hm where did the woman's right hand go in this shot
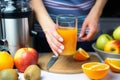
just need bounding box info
[43,25,64,56]
[30,0,64,56]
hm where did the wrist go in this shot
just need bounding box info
[89,0,108,19]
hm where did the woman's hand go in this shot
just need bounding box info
[30,0,64,56]
[44,25,64,56]
[79,0,108,41]
[79,14,99,41]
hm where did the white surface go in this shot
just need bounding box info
[18,52,120,80]
[18,70,120,80]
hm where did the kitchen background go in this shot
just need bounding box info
[100,0,120,34]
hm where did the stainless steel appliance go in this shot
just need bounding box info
[0,0,35,56]
[0,0,3,40]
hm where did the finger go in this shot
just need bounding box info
[79,22,88,38]
[50,31,64,50]
[81,27,98,41]
[52,30,64,42]
[51,47,59,56]
[45,32,64,54]
[49,42,63,56]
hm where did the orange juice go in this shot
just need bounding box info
[57,27,77,55]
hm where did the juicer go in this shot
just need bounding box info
[0,0,37,56]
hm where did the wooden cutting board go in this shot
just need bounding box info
[38,53,101,74]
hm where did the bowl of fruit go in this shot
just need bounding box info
[92,42,120,60]
[92,26,120,60]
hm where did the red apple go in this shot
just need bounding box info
[104,40,120,54]
[14,47,38,73]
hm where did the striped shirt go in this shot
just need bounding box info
[42,0,96,29]
[43,0,96,16]
[34,0,96,35]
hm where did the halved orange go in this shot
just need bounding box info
[82,62,109,79]
[104,58,120,73]
[73,48,90,60]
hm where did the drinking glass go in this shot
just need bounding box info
[56,14,78,55]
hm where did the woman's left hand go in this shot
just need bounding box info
[79,14,99,41]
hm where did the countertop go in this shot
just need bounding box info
[18,52,120,80]
[18,70,120,80]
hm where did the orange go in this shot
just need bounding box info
[0,51,14,71]
[73,48,90,60]
[82,62,109,80]
[104,58,120,73]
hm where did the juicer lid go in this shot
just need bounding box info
[1,0,32,13]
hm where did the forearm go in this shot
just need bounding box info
[30,0,55,31]
[88,0,108,19]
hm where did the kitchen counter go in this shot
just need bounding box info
[18,70,120,80]
[18,52,120,80]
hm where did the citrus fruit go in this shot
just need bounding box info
[104,58,120,73]
[73,48,90,60]
[82,62,109,79]
[0,69,18,80]
[0,51,14,71]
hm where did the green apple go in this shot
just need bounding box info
[113,26,120,41]
[96,34,113,50]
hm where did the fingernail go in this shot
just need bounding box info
[59,37,63,42]
[79,34,82,38]
[58,49,62,53]
[60,45,64,50]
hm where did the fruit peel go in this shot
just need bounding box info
[104,40,120,54]
[104,58,120,73]
[14,47,38,73]
[73,48,90,61]
[0,69,18,80]
[113,26,120,41]
[82,62,109,79]
[96,34,113,50]
[24,64,41,80]
[0,51,14,71]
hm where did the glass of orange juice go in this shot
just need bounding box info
[56,14,78,55]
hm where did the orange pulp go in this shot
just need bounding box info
[57,27,77,55]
